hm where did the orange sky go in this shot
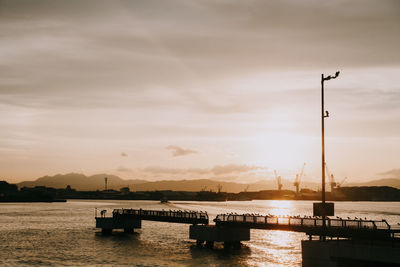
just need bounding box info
[1,0,400,183]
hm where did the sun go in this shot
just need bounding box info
[250,132,314,172]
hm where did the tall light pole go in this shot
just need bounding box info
[320,71,340,232]
[321,71,339,204]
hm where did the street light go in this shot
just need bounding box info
[313,71,340,239]
[321,71,339,206]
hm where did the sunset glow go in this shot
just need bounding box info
[0,1,399,185]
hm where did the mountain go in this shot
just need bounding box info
[347,178,400,189]
[17,173,147,191]
[16,173,400,192]
[17,173,257,192]
[16,173,319,192]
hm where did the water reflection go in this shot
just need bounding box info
[267,200,294,216]
[189,244,252,266]
[2,200,399,266]
[249,230,301,266]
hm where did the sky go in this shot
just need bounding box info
[1,0,400,184]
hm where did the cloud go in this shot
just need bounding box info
[165,145,198,157]
[1,0,400,182]
[141,166,208,175]
[379,168,400,178]
[116,166,133,173]
[121,152,128,157]
[141,164,264,176]
[211,164,264,175]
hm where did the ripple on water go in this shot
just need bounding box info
[0,200,399,266]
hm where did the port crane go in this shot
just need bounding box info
[325,163,337,191]
[217,184,222,194]
[274,170,283,191]
[325,163,347,190]
[293,163,306,195]
[336,177,347,188]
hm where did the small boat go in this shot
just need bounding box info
[160,197,169,204]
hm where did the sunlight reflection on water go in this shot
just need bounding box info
[266,200,294,216]
[0,200,399,266]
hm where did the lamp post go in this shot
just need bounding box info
[320,71,340,231]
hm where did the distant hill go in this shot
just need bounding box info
[17,173,147,191]
[16,173,318,192]
[17,173,258,192]
[16,173,400,192]
[347,178,400,189]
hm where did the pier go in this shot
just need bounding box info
[112,208,208,224]
[95,208,400,266]
[214,213,399,240]
[96,208,208,234]
[96,208,400,241]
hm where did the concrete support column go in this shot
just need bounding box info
[124,228,134,234]
[302,240,400,267]
[205,241,214,248]
[189,225,250,249]
[196,240,204,247]
[101,229,112,235]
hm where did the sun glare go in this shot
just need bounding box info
[251,133,314,172]
[267,200,294,216]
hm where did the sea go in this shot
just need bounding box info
[1,200,399,266]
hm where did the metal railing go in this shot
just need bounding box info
[214,213,392,231]
[113,208,209,221]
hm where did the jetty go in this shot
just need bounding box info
[214,213,398,240]
[96,208,399,240]
[95,207,400,265]
[96,208,208,234]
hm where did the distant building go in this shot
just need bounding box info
[0,181,18,193]
[120,187,130,194]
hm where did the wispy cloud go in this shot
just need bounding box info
[116,166,133,173]
[165,145,198,157]
[379,168,400,178]
[141,166,208,175]
[211,164,264,175]
[141,164,264,176]
[1,0,400,182]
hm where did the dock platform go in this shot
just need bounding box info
[95,208,208,234]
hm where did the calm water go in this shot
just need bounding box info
[0,200,399,266]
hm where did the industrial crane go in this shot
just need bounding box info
[325,163,337,191]
[274,170,283,191]
[293,163,306,195]
[336,177,347,188]
[217,184,222,194]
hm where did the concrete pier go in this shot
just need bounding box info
[302,240,400,267]
[94,207,400,263]
[96,217,141,234]
[189,225,250,248]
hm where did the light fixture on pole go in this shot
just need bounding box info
[321,71,339,205]
[313,71,340,238]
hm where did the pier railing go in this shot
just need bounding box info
[214,213,398,239]
[215,214,390,230]
[112,208,209,225]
